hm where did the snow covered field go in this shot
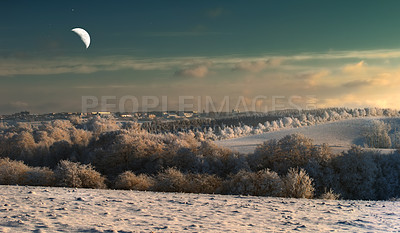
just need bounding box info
[0,185,399,232]
[216,117,396,154]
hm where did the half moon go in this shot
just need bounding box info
[71,28,91,49]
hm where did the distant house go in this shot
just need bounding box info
[91,112,112,117]
[183,112,193,118]
[121,114,132,118]
[13,111,30,117]
[91,112,111,115]
[232,109,240,115]
[167,113,182,119]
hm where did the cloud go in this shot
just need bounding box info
[2,48,400,78]
[233,59,281,72]
[342,60,366,73]
[10,101,29,108]
[371,73,392,86]
[175,65,209,78]
[297,70,330,87]
[290,49,400,61]
[341,80,372,88]
[319,93,400,109]
[0,56,182,76]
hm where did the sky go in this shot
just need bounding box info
[1,0,400,114]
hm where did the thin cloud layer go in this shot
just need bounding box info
[233,59,281,72]
[3,48,400,112]
[175,65,209,78]
[341,80,372,88]
[297,70,330,88]
[342,60,366,73]
[2,49,400,77]
[0,56,181,76]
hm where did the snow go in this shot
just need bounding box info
[0,185,399,232]
[216,117,397,154]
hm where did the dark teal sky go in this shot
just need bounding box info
[2,1,400,113]
[4,1,400,56]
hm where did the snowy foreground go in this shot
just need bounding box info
[0,185,399,232]
[217,117,396,154]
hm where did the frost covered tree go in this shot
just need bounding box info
[364,120,392,148]
[252,134,326,175]
[282,168,314,199]
[331,146,378,200]
[114,171,155,191]
[390,129,400,149]
[224,169,283,197]
[55,160,106,189]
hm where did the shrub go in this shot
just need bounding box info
[0,158,55,186]
[373,152,400,200]
[319,188,340,200]
[55,160,106,189]
[252,134,330,175]
[199,141,249,177]
[0,158,30,185]
[91,131,164,176]
[224,169,283,197]
[24,167,56,186]
[304,148,337,197]
[282,168,314,199]
[184,173,223,194]
[153,168,223,194]
[153,167,188,193]
[114,171,155,191]
[331,146,378,200]
[79,164,107,189]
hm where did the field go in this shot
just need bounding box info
[217,117,396,154]
[1,185,399,232]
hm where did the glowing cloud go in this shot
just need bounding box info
[342,60,366,73]
[175,65,209,78]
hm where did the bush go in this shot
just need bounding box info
[24,167,56,186]
[0,158,55,186]
[0,158,30,185]
[152,168,223,194]
[282,168,314,199]
[55,160,106,189]
[373,152,400,200]
[320,188,340,200]
[91,131,165,176]
[304,149,337,197]
[331,146,378,200]
[198,141,249,177]
[153,168,188,193]
[252,134,331,175]
[184,173,223,194]
[114,171,155,191]
[224,169,283,197]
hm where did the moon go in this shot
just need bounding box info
[71,28,90,49]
